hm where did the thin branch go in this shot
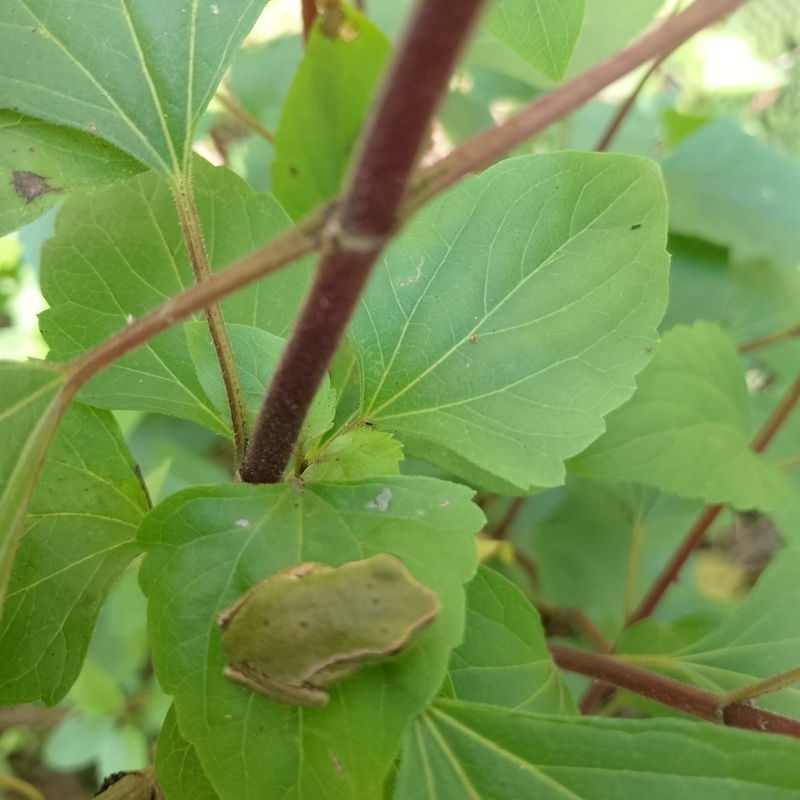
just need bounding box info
[738,322,800,354]
[240,0,488,484]
[626,504,723,626]
[404,0,750,215]
[173,175,249,467]
[214,88,275,145]
[595,56,665,152]
[750,375,800,454]
[492,497,526,540]
[718,665,800,707]
[0,776,44,800]
[549,644,800,739]
[596,0,682,152]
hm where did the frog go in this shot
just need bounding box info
[216,553,440,707]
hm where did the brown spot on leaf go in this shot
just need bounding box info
[469,333,478,344]
[11,171,65,204]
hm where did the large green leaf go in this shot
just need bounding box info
[272,6,390,220]
[38,159,311,430]
[0,403,148,706]
[469,0,663,88]
[0,111,145,237]
[351,153,669,493]
[485,0,584,82]
[569,322,790,511]
[395,700,800,798]
[0,0,268,175]
[531,478,705,637]
[619,546,800,719]
[0,360,67,606]
[662,118,800,265]
[138,477,482,800]
[660,235,733,333]
[449,566,576,714]
[157,706,220,800]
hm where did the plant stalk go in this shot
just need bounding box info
[173,175,249,467]
[240,0,489,484]
[718,665,800,707]
[550,644,800,739]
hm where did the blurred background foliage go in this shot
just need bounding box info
[2,0,800,796]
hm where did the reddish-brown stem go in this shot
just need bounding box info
[738,323,800,354]
[596,0,681,152]
[302,0,318,42]
[627,503,724,626]
[750,376,800,453]
[406,0,750,214]
[595,56,665,152]
[550,644,800,739]
[492,497,526,540]
[240,0,488,484]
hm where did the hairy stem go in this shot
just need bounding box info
[173,175,249,467]
[719,666,800,707]
[405,0,750,214]
[240,0,488,484]
[552,645,800,739]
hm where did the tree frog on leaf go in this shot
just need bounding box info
[217,553,440,707]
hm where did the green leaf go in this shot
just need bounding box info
[570,322,790,510]
[531,478,704,636]
[662,118,800,265]
[272,6,390,220]
[468,0,662,88]
[185,322,336,448]
[39,159,311,430]
[352,153,669,493]
[619,546,800,718]
[157,706,220,800]
[449,566,577,714]
[138,477,482,800]
[0,360,67,606]
[303,427,404,482]
[230,35,304,133]
[729,258,800,345]
[0,0,268,175]
[660,235,733,333]
[0,111,145,237]
[485,0,584,82]
[0,403,148,706]
[67,659,125,717]
[395,700,800,799]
